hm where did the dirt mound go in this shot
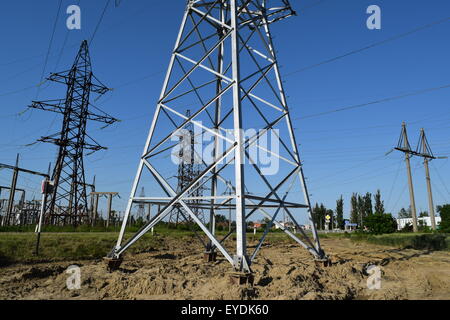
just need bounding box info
[0,237,449,300]
[22,266,66,280]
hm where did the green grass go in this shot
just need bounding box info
[0,232,161,266]
[0,227,299,266]
[0,224,208,266]
[10,227,445,267]
[345,232,449,251]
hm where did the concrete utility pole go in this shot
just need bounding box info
[416,128,447,230]
[395,122,419,232]
[424,157,436,229]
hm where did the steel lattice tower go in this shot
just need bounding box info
[168,110,206,226]
[30,40,118,226]
[136,187,146,220]
[108,0,327,273]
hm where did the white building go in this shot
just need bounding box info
[396,216,441,230]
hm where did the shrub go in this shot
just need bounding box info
[411,234,447,250]
[400,223,413,233]
[437,204,450,233]
[365,213,397,235]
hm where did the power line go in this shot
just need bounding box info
[54,0,83,72]
[431,161,450,199]
[293,83,450,120]
[90,0,112,46]
[35,0,63,100]
[431,180,449,203]
[284,16,450,77]
[0,81,47,98]
[112,70,165,90]
[389,163,421,215]
[385,158,403,210]
[307,153,388,184]
[310,157,401,191]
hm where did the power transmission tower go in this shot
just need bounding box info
[394,122,419,232]
[416,128,447,230]
[137,187,146,220]
[29,40,118,226]
[107,0,327,275]
[168,110,206,226]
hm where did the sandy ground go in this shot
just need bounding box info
[0,237,449,300]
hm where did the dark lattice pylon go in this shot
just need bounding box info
[30,40,118,226]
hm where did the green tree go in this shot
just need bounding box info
[326,209,334,229]
[365,213,398,234]
[319,203,326,230]
[350,193,358,224]
[437,204,450,232]
[398,207,411,218]
[374,189,385,214]
[312,203,329,230]
[336,196,344,229]
[364,192,373,217]
[312,203,320,229]
[357,194,365,229]
[215,214,228,223]
[419,211,429,217]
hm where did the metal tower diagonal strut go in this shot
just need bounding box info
[108,0,326,273]
[168,110,206,227]
[29,40,119,226]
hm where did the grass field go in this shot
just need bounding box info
[318,231,449,251]
[0,228,448,267]
[347,232,450,251]
[0,228,294,266]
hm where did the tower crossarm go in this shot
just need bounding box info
[87,104,119,125]
[38,135,107,152]
[29,99,66,114]
[394,147,421,157]
[190,0,295,28]
[415,129,436,159]
[29,100,118,126]
[47,70,111,95]
[252,0,296,24]
[91,74,111,95]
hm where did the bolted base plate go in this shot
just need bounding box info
[104,257,123,272]
[228,272,254,286]
[203,251,217,262]
[314,257,332,267]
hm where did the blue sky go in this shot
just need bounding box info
[1,0,450,223]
